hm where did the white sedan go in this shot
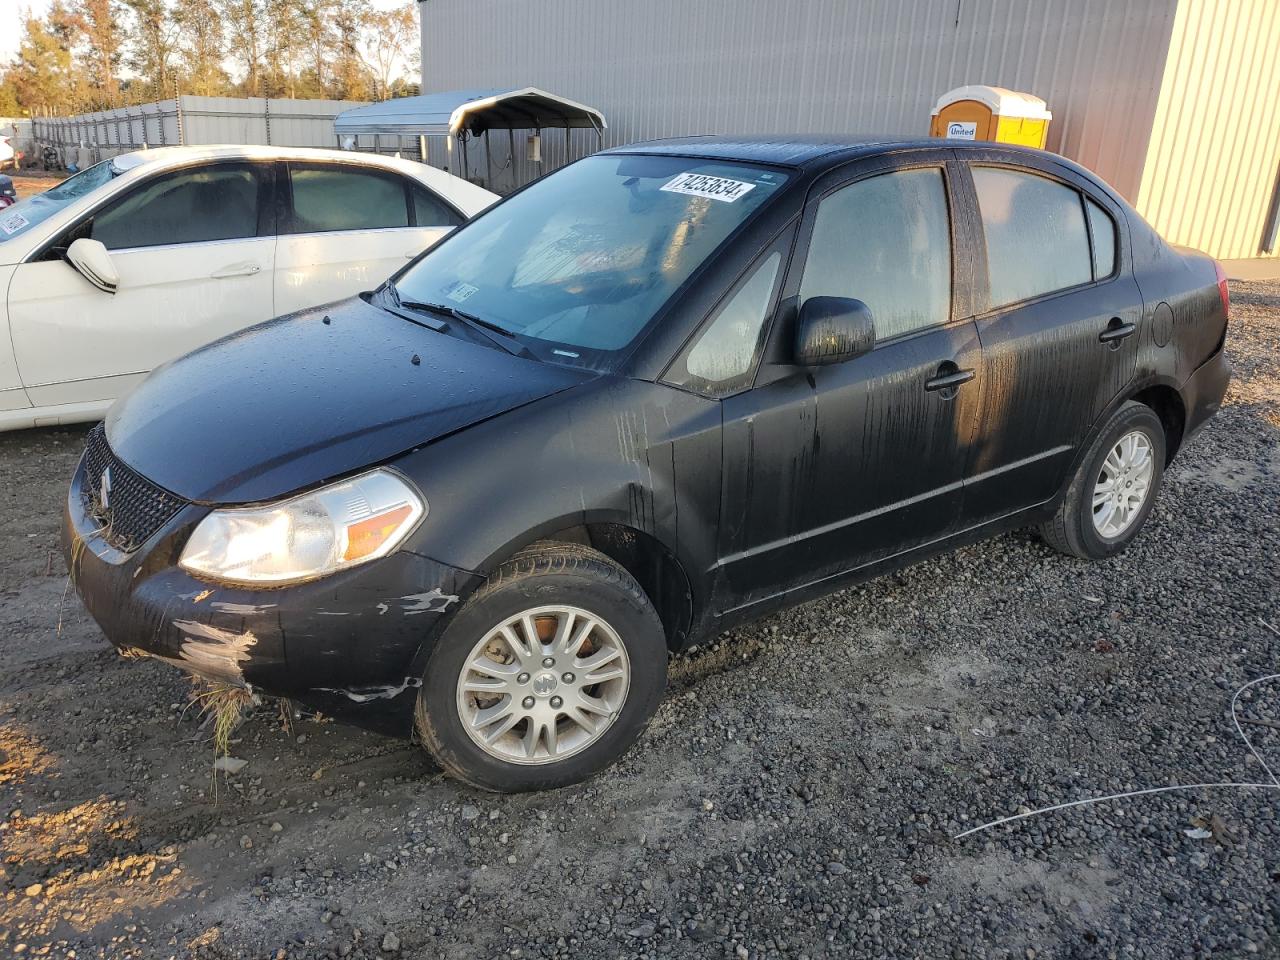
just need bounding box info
[0,145,497,430]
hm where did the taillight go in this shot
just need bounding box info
[1214,260,1229,318]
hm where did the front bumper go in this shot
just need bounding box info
[63,455,481,728]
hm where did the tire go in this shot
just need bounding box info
[1039,401,1166,560]
[414,542,667,792]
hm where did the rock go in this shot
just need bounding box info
[627,922,656,938]
[461,805,480,821]
[213,756,248,774]
[24,883,42,897]
[382,932,400,952]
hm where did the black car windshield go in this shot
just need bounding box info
[0,159,119,243]
[392,154,788,368]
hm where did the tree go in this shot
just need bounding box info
[81,0,124,106]
[6,5,83,114]
[218,0,266,97]
[173,0,229,96]
[361,3,418,101]
[123,0,181,100]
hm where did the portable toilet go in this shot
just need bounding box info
[930,85,1052,148]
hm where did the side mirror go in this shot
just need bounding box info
[66,237,119,294]
[794,296,875,366]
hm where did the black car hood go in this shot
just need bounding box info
[107,297,595,503]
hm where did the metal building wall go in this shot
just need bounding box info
[1136,0,1280,260]
[419,0,1178,201]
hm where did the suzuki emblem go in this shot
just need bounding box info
[99,466,112,510]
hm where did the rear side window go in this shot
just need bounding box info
[289,165,409,233]
[92,165,262,250]
[799,168,952,341]
[412,184,462,227]
[1086,197,1116,278]
[972,167,1091,308]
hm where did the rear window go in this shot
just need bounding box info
[972,167,1092,309]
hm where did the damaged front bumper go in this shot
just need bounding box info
[62,455,481,730]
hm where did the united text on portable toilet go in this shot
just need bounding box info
[930,85,1051,148]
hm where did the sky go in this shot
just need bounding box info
[1,0,414,69]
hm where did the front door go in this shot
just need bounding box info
[9,161,275,408]
[714,159,983,614]
[957,162,1142,521]
[274,162,459,316]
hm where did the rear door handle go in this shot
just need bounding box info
[924,367,975,393]
[210,262,262,279]
[1099,318,1136,343]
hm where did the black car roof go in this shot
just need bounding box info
[602,135,952,169]
[600,135,1122,203]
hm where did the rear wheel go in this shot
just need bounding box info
[415,543,667,792]
[1039,401,1165,560]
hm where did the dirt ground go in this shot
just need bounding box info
[7,172,64,202]
[0,283,1277,959]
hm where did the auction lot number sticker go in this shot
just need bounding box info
[661,172,756,203]
[0,211,29,235]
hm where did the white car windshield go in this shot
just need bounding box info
[392,154,788,368]
[0,160,119,243]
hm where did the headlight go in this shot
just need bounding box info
[179,469,425,584]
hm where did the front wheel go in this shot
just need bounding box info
[1039,401,1166,560]
[414,543,667,792]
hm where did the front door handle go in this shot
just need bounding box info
[924,365,976,395]
[1099,317,1136,344]
[210,262,262,279]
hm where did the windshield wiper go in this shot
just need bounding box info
[398,297,535,360]
[374,284,448,331]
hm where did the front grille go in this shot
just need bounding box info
[80,424,187,552]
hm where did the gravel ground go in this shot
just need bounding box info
[1,281,1277,960]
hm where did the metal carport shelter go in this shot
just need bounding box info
[333,87,607,192]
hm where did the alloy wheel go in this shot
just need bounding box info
[456,605,631,764]
[1092,429,1155,539]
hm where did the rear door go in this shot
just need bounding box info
[9,160,275,408]
[274,162,462,315]
[712,154,985,613]
[955,158,1141,522]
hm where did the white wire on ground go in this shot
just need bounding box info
[953,671,1280,841]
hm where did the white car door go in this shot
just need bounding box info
[8,161,275,409]
[274,162,461,316]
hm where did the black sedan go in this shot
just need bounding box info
[64,136,1230,792]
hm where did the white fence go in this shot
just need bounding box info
[31,96,370,168]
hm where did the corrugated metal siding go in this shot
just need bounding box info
[420,0,1177,200]
[31,96,367,167]
[1137,0,1280,259]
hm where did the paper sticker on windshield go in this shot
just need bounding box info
[445,281,478,304]
[661,173,756,203]
[0,211,29,235]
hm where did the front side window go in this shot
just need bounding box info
[393,154,788,370]
[92,165,261,250]
[798,168,952,341]
[972,167,1092,309]
[289,165,409,233]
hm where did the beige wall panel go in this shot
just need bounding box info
[1137,0,1280,258]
